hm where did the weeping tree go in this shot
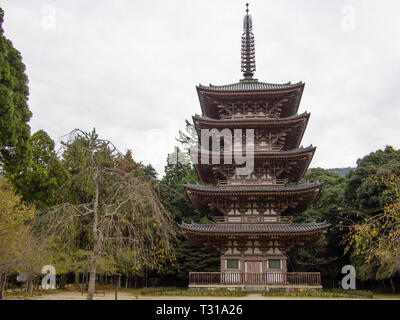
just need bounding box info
[343,175,400,293]
[37,129,178,300]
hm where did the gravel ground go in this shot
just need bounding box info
[27,291,361,300]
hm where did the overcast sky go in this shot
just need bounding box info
[1,0,400,176]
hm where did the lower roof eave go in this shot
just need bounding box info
[181,230,328,238]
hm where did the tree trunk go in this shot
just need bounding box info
[29,277,34,296]
[390,277,396,294]
[87,253,98,300]
[74,272,79,285]
[87,175,100,301]
[25,277,30,297]
[60,274,67,289]
[125,275,129,289]
[0,273,7,299]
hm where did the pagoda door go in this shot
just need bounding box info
[244,261,262,284]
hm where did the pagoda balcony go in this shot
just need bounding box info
[219,113,280,120]
[213,215,293,224]
[189,272,321,287]
[221,145,282,152]
[217,178,288,186]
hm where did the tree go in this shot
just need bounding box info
[37,129,177,300]
[0,178,37,298]
[159,144,220,283]
[289,168,346,286]
[161,152,199,222]
[343,175,400,292]
[345,146,400,213]
[0,8,32,175]
[12,130,69,208]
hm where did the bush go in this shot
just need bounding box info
[327,289,374,298]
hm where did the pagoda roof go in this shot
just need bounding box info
[193,145,316,184]
[196,80,305,119]
[186,181,321,194]
[197,80,304,93]
[185,182,322,215]
[193,113,309,152]
[180,221,329,246]
[180,221,329,235]
[193,112,310,129]
[179,221,330,251]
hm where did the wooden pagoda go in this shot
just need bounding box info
[181,4,329,291]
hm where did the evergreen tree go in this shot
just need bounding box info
[159,150,219,283]
[289,168,347,286]
[0,8,32,176]
[12,130,69,207]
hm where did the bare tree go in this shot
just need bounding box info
[37,130,177,300]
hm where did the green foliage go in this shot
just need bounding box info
[0,178,36,274]
[159,143,220,282]
[345,146,400,212]
[0,8,32,175]
[12,130,69,207]
[35,129,177,297]
[161,238,220,282]
[327,167,355,177]
[290,168,346,280]
[342,147,400,282]
[161,153,198,223]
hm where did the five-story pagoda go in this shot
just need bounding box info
[181,4,329,291]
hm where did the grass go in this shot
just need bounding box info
[140,287,247,297]
[4,285,400,300]
[262,289,374,299]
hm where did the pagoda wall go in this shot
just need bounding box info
[220,240,287,274]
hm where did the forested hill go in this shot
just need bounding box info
[326,167,355,176]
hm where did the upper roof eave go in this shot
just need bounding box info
[196,80,305,93]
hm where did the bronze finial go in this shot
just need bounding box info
[241,3,256,79]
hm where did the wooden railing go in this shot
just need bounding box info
[189,272,321,286]
[218,178,288,186]
[213,216,293,224]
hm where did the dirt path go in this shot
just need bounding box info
[30,291,270,300]
[26,291,364,300]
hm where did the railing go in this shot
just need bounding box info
[189,272,321,286]
[220,146,283,153]
[212,216,293,224]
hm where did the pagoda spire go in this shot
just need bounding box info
[241,3,256,80]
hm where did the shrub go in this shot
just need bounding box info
[140,287,247,296]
